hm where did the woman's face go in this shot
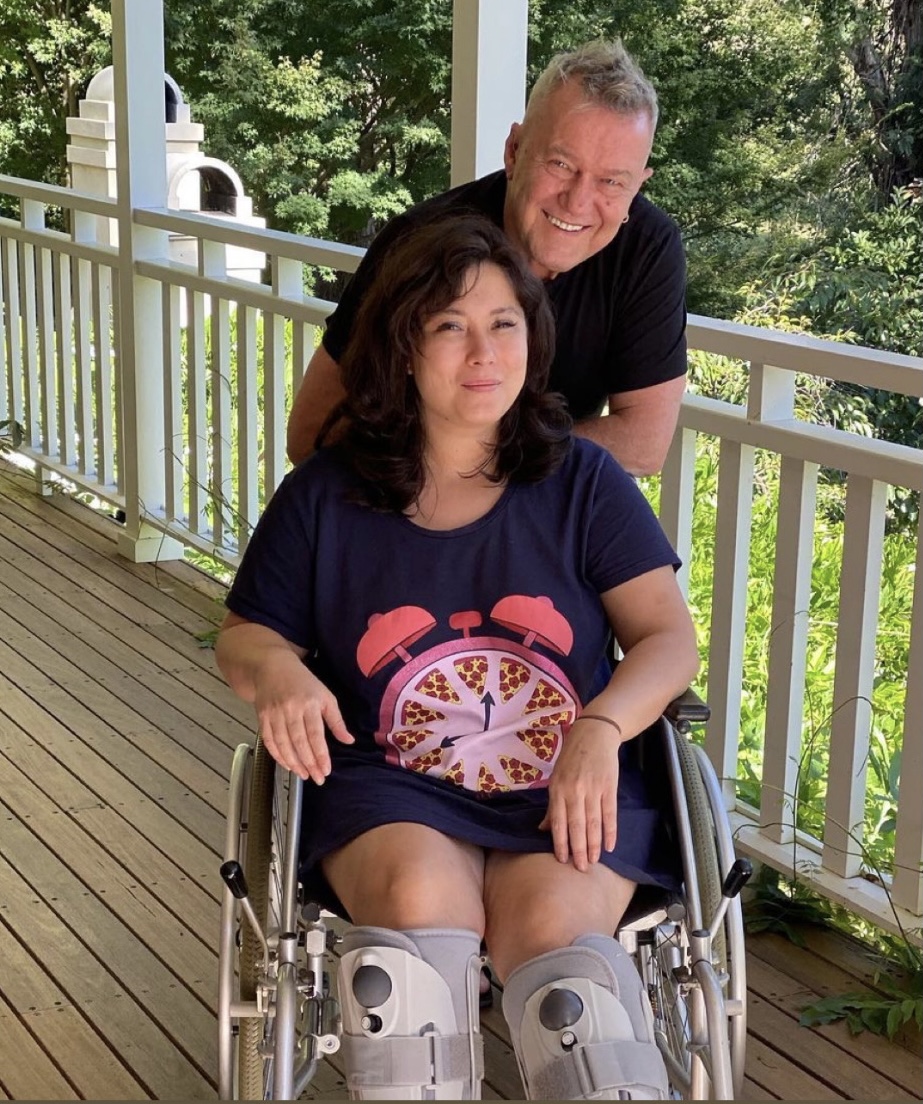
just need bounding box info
[412,262,528,441]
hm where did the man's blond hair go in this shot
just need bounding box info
[527,39,659,129]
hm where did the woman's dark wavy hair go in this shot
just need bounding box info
[317,212,572,512]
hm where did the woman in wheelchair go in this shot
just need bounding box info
[216,212,700,1101]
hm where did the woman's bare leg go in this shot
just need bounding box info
[484,852,668,1100]
[322,821,486,931]
[483,851,634,981]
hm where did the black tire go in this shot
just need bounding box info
[650,729,734,1098]
[673,730,726,967]
[238,739,276,1100]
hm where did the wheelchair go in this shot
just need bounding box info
[217,691,751,1101]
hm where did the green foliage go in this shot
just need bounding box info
[800,989,923,1039]
[0,418,23,455]
[745,867,923,1042]
[738,187,922,529]
[743,865,835,946]
[165,0,450,248]
[0,1,111,193]
[665,354,915,878]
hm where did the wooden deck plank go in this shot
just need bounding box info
[0,808,217,1053]
[741,1072,781,1101]
[774,924,923,1057]
[0,851,213,1099]
[0,922,147,1100]
[0,527,254,729]
[0,687,221,927]
[0,750,218,1010]
[0,480,224,630]
[748,933,923,1092]
[0,641,226,860]
[1,476,234,617]
[0,993,78,1100]
[743,1031,846,1100]
[746,968,919,1100]
[0,577,247,769]
[0,547,249,743]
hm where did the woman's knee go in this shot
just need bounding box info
[486,913,582,981]
[360,863,486,931]
[323,826,486,932]
[483,854,635,980]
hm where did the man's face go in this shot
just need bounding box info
[502,80,655,281]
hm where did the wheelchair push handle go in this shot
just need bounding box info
[220,859,271,969]
[220,860,249,900]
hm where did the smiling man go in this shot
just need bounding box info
[287,40,687,477]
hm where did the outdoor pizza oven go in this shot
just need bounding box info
[66,66,266,281]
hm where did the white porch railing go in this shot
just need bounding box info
[1,171,921,942]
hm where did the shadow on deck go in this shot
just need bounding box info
[0,461,919,1100]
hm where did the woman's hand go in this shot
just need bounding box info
[254,655,354,784]
[539,718,622,872]
[215,614,354,784]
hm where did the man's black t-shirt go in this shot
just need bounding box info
[323,171,687,420]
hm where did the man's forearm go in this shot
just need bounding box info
[575,376,686,476]
[286,343,346,464]
[573,409,667,477]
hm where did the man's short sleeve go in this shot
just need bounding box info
[545,199,687,417]
[605,210,687,395]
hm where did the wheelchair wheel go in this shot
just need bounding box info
[238,738,278,1100]
[673,732,724,964]
[645,727,745,1099]
[219,739,341,1101]
[692,743,748,1098]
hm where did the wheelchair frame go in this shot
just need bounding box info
[217,708,750,1101]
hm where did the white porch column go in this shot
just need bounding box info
[112,0,182,561]
[450,0,529,187]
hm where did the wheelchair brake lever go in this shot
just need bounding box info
[706,858,753,943]
[221,860,271,971]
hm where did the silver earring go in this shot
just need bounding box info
[621,215,629,225]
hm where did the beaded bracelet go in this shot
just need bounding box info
[574,713,623,737]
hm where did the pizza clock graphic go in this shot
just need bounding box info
[356,596,579,795]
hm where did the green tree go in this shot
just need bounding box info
[0,1,111,193]
[815,0,923,198]
[524,1,865,317]
[165,0,451,245]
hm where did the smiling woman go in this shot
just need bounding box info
[216,212,699,1099]
[412,263,528,452]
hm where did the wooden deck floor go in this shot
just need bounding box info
[0,461,920,1101]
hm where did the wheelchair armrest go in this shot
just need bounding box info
[663,687,710,733]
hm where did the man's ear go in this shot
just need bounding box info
[641,167,654,186]
[503,122,522,177]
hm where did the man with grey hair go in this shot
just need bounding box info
[287,39,686,477]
